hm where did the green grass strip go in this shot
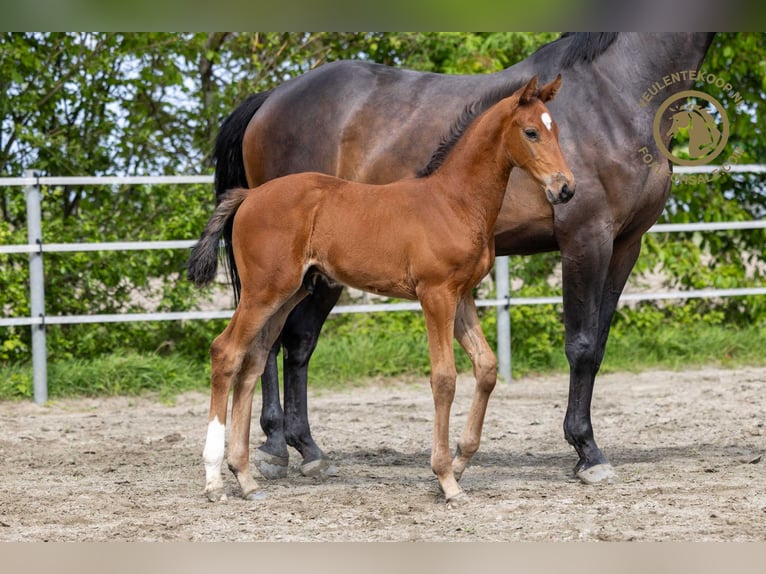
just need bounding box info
[1,322,764,401]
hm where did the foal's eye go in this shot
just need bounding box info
[524,128,539,141]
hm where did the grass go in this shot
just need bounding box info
[0,351,209,403]
[601,321,766,373]
[1,321,765,402]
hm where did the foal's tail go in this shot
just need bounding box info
[187,188,251,288]
[213,89,273,302]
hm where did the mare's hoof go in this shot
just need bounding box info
[576,463,616,485]
[205,488,227,503]
[300,456,338,479]
[255,449,289,480]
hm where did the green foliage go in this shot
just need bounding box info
[0,181,218,363]
[395,32,558,74]
[509,303,567,374]
[603,322,766,373]
[0,351,209,402]
[703,33,766,161]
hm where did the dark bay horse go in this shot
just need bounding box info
[189,76,573,502]
[210,33,716,485]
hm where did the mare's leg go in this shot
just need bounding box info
[282,279,343,477]
[255,278,343,479]
[451,295,498,481]
[419,288,463,502]
[561,236,642,484]
[254,345,290,479]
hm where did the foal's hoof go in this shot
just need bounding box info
[452,445,470,482]
[205,488,227,503]
[255,449,289,480]
[446,490,469,507]
[452,463,469,482]
[576,463,616,485]
[300,456,338,479]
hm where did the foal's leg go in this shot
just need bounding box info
[227,294,306,499]
[419,288,463,502]
[227,344,268,499]
[203,310,256,502]
[451,295,498,481]
[203,289,307,501]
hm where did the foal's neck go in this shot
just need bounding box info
[430,101,517,232]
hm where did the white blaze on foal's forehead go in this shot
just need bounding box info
[541,112,553,131]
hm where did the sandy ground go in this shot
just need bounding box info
[0,366,764,542]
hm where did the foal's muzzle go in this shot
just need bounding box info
[558,183,575,202]
[546,175,576,205]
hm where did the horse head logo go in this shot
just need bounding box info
[654,90,729,166]
[666,103,722,159]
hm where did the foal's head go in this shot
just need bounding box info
[506,75,575,205]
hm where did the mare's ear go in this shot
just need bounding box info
[519,75,539,105]
[539,74,562,103]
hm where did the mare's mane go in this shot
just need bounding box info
[545,32,619,68]
[416,33,619,178]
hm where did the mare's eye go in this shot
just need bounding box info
[524,128,539,141]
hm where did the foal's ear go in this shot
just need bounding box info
[519,75,539,105]
[539,74,562,103]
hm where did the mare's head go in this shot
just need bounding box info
[505,74,574,205]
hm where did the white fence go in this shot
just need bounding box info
[2,166,766,404]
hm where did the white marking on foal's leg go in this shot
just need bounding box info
[541,112,552,131]
[203,416,227,501]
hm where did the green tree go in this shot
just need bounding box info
[0,33,219,362]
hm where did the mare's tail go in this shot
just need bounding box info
[187,188,251,288]
[212,89,273,302]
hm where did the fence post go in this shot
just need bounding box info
[495,256,511,383]
[25,170,47,404]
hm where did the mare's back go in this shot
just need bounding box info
[245,60,515,184]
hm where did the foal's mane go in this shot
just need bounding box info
[416,83,524,178]
[415,33,618,179]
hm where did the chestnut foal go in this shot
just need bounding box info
[188,74,574,503]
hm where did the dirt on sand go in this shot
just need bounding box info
[1,366,764,541]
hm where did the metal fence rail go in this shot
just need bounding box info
[2,167,765,403]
